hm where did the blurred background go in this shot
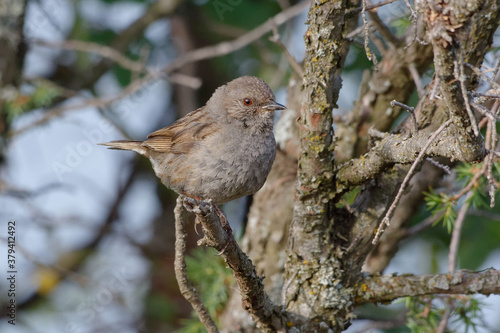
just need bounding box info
[0,0,499,332]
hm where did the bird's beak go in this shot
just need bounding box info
[263,101,286,111]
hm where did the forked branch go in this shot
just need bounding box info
[175,196,285,332]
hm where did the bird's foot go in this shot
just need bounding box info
[181,196,235,254]
[181,196,213,215]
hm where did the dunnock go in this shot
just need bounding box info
[100,76,285,206]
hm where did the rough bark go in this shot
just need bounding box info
[355,268,500,305]
[181,197,286,332]
[283,0,355,331]
[336,23,434,162]
[219,77,302,331]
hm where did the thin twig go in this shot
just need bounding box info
[452,162,487,201]
[436,307,451,333]
[11,0,310,137]
[269,26,304,78]
[471,91,500,101]
[162,0,311,74]
[404,212,444,238]
[429,77,441,100]
[174,197,218,333]
[485,115,497,208]
[347,0,399,16]
[346,22,373,40]
[33,39,147,73]
[408,62,424,98]
[373,119,453,244]
[391,100,417,133]
[180,197,285,331]
[471,102,500,121]
[362,0,379,71]
[448,192,472,273]
[368,9,401,48]
[425,158,451,174]
[404,0,418,21]
[493,54,500,80]
[465,63,500,90]
[456,48,479,137]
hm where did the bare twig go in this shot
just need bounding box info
[436,307,451,333]
[404,0,418,21]
[448,193,472,273]
[373,119,452,244]
[11,0,310,137]
[455,49,479,136]
[471,102,500,121]
[493,54,500,80]
[347,0,399,16]
[485,113,498,207]
[362,0,379,71]
[425,158,451,174]
[471,91,500,101]
[368,9,400,48]
[174,197,219,333]
[465,63,500,90]
[452,163,487,201]
[346,22,373,40]
[408,62,424,98]
[180,197,285,331]
[404,212,444,238]
[390,100,417,133]
[429,77,441,100]
[269,26,304,78]
[33,39,147,73]
[163,0,310,73]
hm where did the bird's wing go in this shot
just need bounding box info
[143,108,217,154]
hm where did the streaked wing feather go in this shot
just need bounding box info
[143,108,216,154]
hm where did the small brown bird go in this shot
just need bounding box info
[100,76,285,206]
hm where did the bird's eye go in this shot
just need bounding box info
[243,98,252,106]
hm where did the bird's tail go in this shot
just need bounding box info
[98,140,147,155]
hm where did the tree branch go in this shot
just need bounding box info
[11,0,310,137]
[336,123,485,192]
[173,197,218,332]
[58,0,186,90]
[372,119,452,244]
[178,197,285,332]
[355,268,500,305]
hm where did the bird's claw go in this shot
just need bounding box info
[181,196,213,215]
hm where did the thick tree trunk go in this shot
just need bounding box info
[217,0,500,332]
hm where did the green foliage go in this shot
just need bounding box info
[201,0,281,29]
[4,83,62,122]
[391,16,412,37]
[178,318,209,333]
[177,247,233,332]
[403,296,484,333]
[424,188,456,233]
[337,188,360,207]
[403,296,441,333]
[424,160,500,234]
[146,293,178,322]
[456,162,498,210]
[452,296,483,332]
